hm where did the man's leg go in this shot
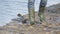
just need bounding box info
[28,0,35,25]
[38,0,47,22]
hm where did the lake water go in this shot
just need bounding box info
[0,0,60,26]
[0,0,40,26]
